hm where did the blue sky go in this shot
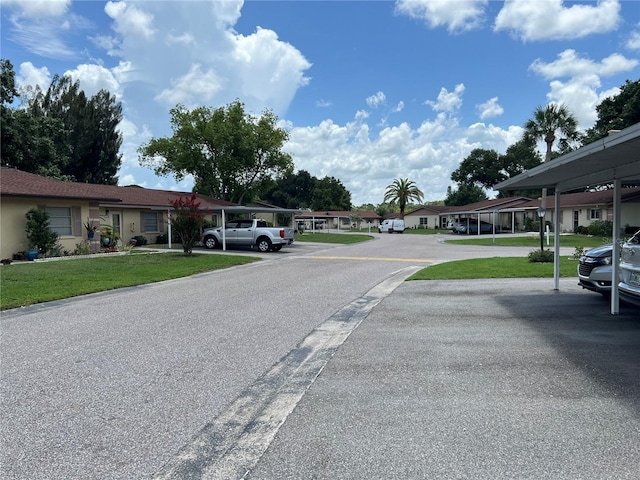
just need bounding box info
[2,0,639,206]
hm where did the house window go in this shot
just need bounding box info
[46,207,72,236]
[590,209,601,220]
[419,217,428,226]
[142,211,162,232]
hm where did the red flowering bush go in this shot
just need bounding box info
[169,194,207,255]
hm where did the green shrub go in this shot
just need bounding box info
[575,225,589,235]
[132,235,148,246]
[25,208,58,255]
[73,240,92,256]
[588,220,613,237]
[528,249,554,263]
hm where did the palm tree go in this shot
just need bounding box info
[523,103,579,163]
[383,178,424,219]
[523,104,579,207]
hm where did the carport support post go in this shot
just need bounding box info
[611,179,621,315]
[553,192,560,290]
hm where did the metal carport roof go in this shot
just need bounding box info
[495,122,640,315]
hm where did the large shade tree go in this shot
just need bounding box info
[1,62,123,184]
[139,100,294,205]
[583,79,640,144]
[383,178,424,218]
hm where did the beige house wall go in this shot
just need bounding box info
[0,197,93,259]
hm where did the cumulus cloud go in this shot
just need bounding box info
[394,0,487,33]
[16,61,51,92]
[530,49,638,79]
[425,84,465,113]
[105,1,156,40]
[494,0,621,41]
[64,63,123,99]
[476,97,504,120]
[155,64,224,107]
[528,49,638,128]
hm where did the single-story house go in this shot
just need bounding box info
[0,167,238,259]
[437,189,640,234]
[295,210,382,231]
[403,205,451,229]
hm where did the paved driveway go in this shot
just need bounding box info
[1,234,638,479]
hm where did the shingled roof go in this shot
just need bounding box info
[0,167,238,209]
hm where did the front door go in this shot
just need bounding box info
[111,211,122,244]
[573,210,579,232]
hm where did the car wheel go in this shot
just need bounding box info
[203,235,218,249]
[257,237,272,252]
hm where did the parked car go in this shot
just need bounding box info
[379,219,405,234]
[454,219,497,234]
[578,243,613,296]
[619,230,640,306]
[201,218,294,252]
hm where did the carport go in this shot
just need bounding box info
[495,122,640,315]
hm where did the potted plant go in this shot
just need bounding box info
[84,218,97,239]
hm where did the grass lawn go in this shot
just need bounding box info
[408,256,578,281]
[0,252,258,310]
[295,232,374,244]
[446,234,611,249]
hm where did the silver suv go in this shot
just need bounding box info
[578,244,614,296]
[619,230,640,307]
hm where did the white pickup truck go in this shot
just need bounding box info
[201,218,295,252]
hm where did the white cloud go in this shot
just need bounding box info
[65,63,123,99]
[395,0,487,33]
[392,101,405,113]
[627,29,640,50]
[16,61,51,91]
[426,84,465,113]
[155,64,224,107]
[316,99,332,108]
[0,0,71,18]
[476,97,504,120]
[105,1,156,40]
[494,0,621,41]
[530,49,638,79]
[366,91,386,108]
[528,49,638,128]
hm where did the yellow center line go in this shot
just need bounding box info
[306,255,435,263]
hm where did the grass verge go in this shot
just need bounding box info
[446,235,611,248]
[408,256,578,281]
[0,252,258,310]
[294,232,374,244]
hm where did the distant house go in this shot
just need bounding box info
[403,205,451,229]
[438,189,640,233]
[295,210,382,231]
[0,167,237,259]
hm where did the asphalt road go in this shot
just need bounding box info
[1,233,638,479]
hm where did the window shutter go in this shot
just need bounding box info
[72,206,82,236]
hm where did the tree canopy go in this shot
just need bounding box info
[1,61,123,184]
[583,79,640,144]
[139,100,294,205]
[444,183,487,206]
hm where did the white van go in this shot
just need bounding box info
[378,219,405,234]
